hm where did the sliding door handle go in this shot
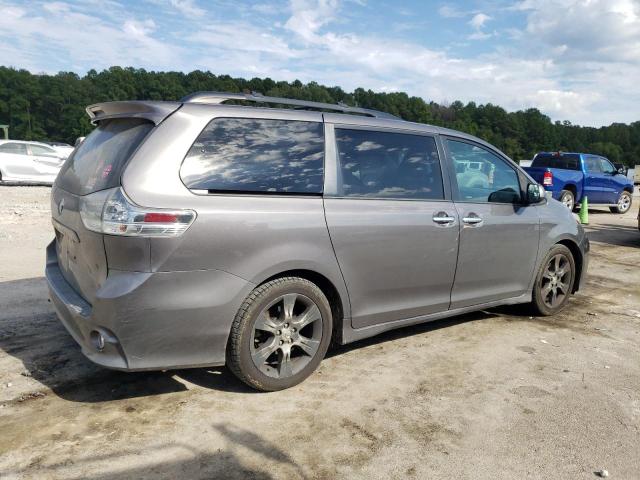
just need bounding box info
[462,214,483,225]
[433,212,456,225]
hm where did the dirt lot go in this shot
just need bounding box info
[0,186,639,479]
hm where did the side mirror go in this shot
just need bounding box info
[527,183,546,204]
[617,167,626,175]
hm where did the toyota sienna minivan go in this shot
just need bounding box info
[46,92,589,391]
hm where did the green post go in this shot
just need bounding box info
[579,196,589,225]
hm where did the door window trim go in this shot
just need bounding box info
[323,123,452,202]
[441,135,528,206]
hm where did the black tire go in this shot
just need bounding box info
[226,277,333,391]
[528,244,576,316]
[559,190,575,210]
[609,191,632,214]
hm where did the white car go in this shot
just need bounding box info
[46,142,75,159]
[0,140,67,184]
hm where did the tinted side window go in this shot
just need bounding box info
[334,129,444,200]
[181,118,324,194]
[599,158,615,174]
[584,156,603,173]
[447,139,522,203]
[0,143,27,155]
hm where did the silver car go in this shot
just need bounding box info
[0,140,67,184]
[45,92,589,391]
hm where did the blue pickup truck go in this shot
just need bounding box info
[523,152,634,214]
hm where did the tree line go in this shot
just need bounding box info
[1,66,638,166]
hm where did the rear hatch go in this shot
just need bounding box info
[51,118,155,303]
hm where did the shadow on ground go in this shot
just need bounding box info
[5,424,306,480]
[0,276,532,403]
[584,221,639,248]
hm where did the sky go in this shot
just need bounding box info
[0,0,639,127]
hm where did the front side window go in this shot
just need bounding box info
[0,143,28,155]
[599,158,616,174]
[29,144,58,157]
[181,118,324,194]
[584,156,603,173]
[334,129,444,200]
[447,139,522,203]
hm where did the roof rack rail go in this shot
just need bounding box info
[180,91,399,120]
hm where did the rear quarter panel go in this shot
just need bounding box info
[550,169,584,200]
[524,166,584,200]
[120,103,351,318]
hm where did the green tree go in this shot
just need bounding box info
[0,66,637,166]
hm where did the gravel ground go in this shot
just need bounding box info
[0,185,639,480]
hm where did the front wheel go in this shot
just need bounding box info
[529,244,576,316]
[226,277,333,391]
[609,191,632,214]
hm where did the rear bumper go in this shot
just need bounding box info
[45,240,254,371]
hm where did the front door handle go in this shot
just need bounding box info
[462,213,483,225]
[433,212,456,225]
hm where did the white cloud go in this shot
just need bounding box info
[469,12,491,29]
[438,5,469,18]
[285,0,339,42]
[187,22,298,59]
[168,0,205,17]
[0,1,180,71]
[0,0,638,126]
[123,19,156,37]
[520,0,640,63]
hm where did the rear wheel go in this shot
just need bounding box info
[529,244,576,316]
[226,277,332,391]
[609,191,632,214]
[559,190,575,210]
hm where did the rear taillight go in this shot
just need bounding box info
[80,187,195,237]
[543,170,553,186]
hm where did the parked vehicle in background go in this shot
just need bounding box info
[45,92,589,391]
[523,152,634,214]
[613,163,627,177]
[45,142,75,158]
[628,168,635,182]
[0,140,66,184]
[634,165,640,185]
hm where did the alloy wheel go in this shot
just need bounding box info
[561,193,574,209]
[540,253,572,309]
[250,293,323,379]
[618,193,631,213]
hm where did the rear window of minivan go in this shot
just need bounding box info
[180,118,324,194]
[57,118,153,195]
[531,153,581,170]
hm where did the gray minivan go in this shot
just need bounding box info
[46,92,589,391]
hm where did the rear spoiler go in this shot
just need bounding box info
[86,101,182,126]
